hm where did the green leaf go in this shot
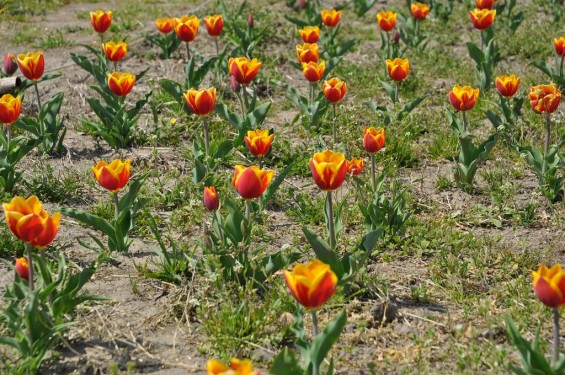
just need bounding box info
[271,348,305,375]
[60,207,115,238]
[302,227,343,278]
[309,309,347,369]
[263,162,293,203]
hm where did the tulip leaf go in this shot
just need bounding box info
[309,309,347,370]
[60,208,115,238]
[271,348,305,375]
[214,103,241,130]
[246,102,271,128]
[302,226,343,279]
[263,162,293,203]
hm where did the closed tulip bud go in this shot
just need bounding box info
[495,75,520,98]
[155,18,174,34]
[302,60,325,82]
[244,129,275,157]
[411,3,430,20]
[90,10,113,34]
[299,26,320,43]
[469,8,496,30]
[205,15,224,37]
[232,165,274,200]
[174,15,200,42]
[17,51,44,81]
[91,159,131,192]
[15,257,29,281]
[321,9,341,28]
[449,85,480,111]
[247,12,254,29]
[532,264,565,308]
[296,43,319,64]
[363,127,385,154]
[3,196,61,249]
[323,77,347,103]
[206,358,259,375]
[229,57,262,85]
[299,0,307,9]
[386,58,410,82]
[310,150,347,191]
[3,54,17,76]
[554,37,565,57]
[284,259,338,309]
[476,0,495,9]
[0,94,22,125]
[376,10,397,32]
[183,87,217,117]
[529,84,561,114]
[203,186,219,211]
[230,75,241,93]
[108,71,136,97]
[346,158,364,176]
[102,41,127,62]
[392,30,400,44]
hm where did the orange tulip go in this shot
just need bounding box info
[529,84,561,114]
[532,264,565,308]
[15,257,29,281]
[244,129,275,157]
[232,165,274,200]
[90,10,112,33]
[17,51,44,81]
[183,87,216,116]
[203,186,219,211]
[102,41,127,62]
[91,159,131,192]
[3,196,60,249]
[107,72,136,97]
[0,94,22,125]
[495,75,520,98]
[309,150,347,191]
[363,127,385,154]
[554,37,565,57]
[299,26,320,43]
[205,15,224,37]
[469,8,496,30]
[284,259,338,309]
[174,15,200,42]
[476,0,495,9]
[449,85,480,111]
[386,58,410,82]
[296,43,319,64]
[229,57,262,85]
[155,18,174,33]
[206,358,259,375]
[376,10,397,32]
[411,3,430,20]
[302,60,325,82]
[323,77,347,103]
[321,9,341,28]
[346,158,364,176]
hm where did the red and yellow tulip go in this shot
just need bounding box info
[3,196,60,249]
[476,0,495,9]
[284,259,338,309]
[102,41,127,62]
[0,94,22,125]
[532,264,565,308]
[386,58,410,82]
[346,158,364,176]
[203,186,219,211]
[91,159,131,192]
[296,43,319,64]
[183,87,217,116]
[321,9,341,28]
[108,72,136,97]
[302,60,325,82]
[3,54,17,76]
[174,15,200,42]
[410,3,430,20]
[310,150,347,191]
[244,129,275,157]
[323,77,347,103]
[529,84,561,114]
[469,8,496,30]
[449,85,480,111]
[204,15,224,37]
[155,18,174,34]
[15,257,29,281]
[229,57,262,85]
[299,26,320,43]
[17,51,44,81]
[376,11,397,32]
[554,37,565,57]
[363,127,386,154]
[206,358,259,375]
[232,166,274,200]
[90,10,112,34]
[495,75,520,98]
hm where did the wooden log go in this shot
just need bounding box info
[0,77,22,95]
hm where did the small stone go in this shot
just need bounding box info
[371,299,399,326]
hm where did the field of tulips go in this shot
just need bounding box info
[0,0,564,373]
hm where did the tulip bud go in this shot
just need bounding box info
[230,75,241,93]
[203,186,219,211]
[3,54,17,76]
[299,0,307,9]
[15,257,29,281]
[247,13,254,28]
[393,30,400,44]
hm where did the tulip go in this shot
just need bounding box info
[299,26,320,43]
[386,58,410,82]
[183,87,216,117]
[299,0,307,9]
[296,43,319,64]
[469,8,496,30]
[244,129,275,160]
[108,71,136,97]
[247,13,254,29]
[529,84,561,114]
[229,57,262,85]
[102,41,127,63]
[0,94,22,125]
[206,358,259,375]
[322,77,347,103]
[175,15,199,60]
[91,159,131,192]
[346,158,364,176]
[309,150,347,192]
[449,85,480,112]
[230,75,241,93]
[411,3,430,20]
[363,127,385,154]
[302,60,325,83]
[15,257,29,281]
[90,10,112,34]
[203,186,219,211]
[17,51,44,81]
[376,10,397,32]
[555,37,565,57]
[3,54,17,76]
[155,18,174,33]
[476,0,495,9]
[321,9,341,27]
[284,259,338,309]
[205,15,224,37]
[392,30,400,44]
[495,75,520,98]
[232,165,274,200]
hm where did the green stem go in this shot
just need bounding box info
[185,42,190,61]
[462,111,468,133]
[215,37,220,57]
[245,199,251,225]
[395,82,400,104]
[415,19,420,38]
[543,114,551,177]
[203,117,210,159]
[332,103,337,145]
[26,243,34,291]
[34,83,42,112]
[258,155,263,169]
[242,87,249,113]
[113,192,119,220]
[213,210,225,245]
[237,92,246,117]
[327,190,335,251]
[386,31,391,59]
[480,31,484,51]
[554,308,560,365]
[371,153,376,192]
[6,125,11,149]
[560,55,564,77]
[113,61,117,72]
[311,310,319,375]
[310,82,315,106]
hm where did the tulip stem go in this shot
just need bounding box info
[371,153,377,192]
[554,308,561,365]
[332,103,337,145]
[6,125,11,148]
[462,111,468,133]
[543,114,551,177]
[386,31,391,60]
[185,42,190,61]
[34,83,42,112]
[311,310,320,375]
[213,210,225,245]
[258,156,263,169]
[26,243,34,292]
[480,32,484,51]
[242,87,249,113]
[310,82,315,106]
[237,92,246,117]
[203,117,210,159]
[113,192,119,219]
[394,82,399,104]
[327,190,335,251]
[214,38,220,57]
[113,62,117,72]
[560,55,564,77]
[414,19,420,38]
